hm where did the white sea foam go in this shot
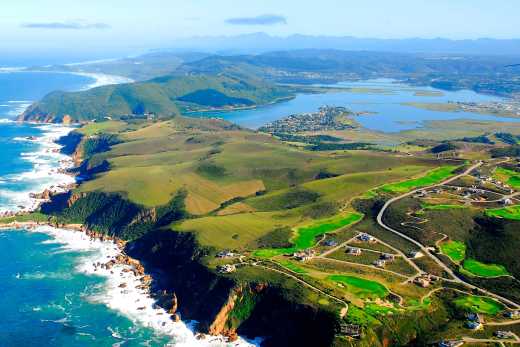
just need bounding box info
[71,72,134,90]
[0,124,76,213]
[0,67,25,72]
[27,225,258,347]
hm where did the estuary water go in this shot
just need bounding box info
[190,79,518,131]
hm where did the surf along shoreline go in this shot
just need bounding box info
[0,119,262,345]
[0,77,257,345]
[0,127,257,345]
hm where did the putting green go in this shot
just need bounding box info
[453,295,505,315]
[486,205,520,221]
[462,259,509,277]
[439,240,466,263]
[329,275,389,300]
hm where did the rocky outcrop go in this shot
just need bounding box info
[126,229,339,347]
[208,285,241,336]
[129,208,157,226]
[30,189,53,200]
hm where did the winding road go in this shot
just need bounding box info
[376,161,520,309]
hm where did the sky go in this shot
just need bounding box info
[1,0,519,60]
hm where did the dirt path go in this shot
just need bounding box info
[250,262,349,318]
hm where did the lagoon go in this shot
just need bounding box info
[189,79,517,132]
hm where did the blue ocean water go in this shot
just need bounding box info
[0,73,252,347]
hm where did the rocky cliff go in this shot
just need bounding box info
[126,229,339,347]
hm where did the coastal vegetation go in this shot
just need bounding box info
[14,50,520,346]
[20,65,292,122]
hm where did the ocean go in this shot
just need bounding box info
[0,72,255,347]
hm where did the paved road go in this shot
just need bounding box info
[376,161,520,309]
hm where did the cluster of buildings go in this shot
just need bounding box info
[374,253,395,268]
[217,264,236,274]
[413,273,433,288]
[323,239,338,247]
[452,101,520,117]
[505,309,520,319]
[293,249,316,262]
[494,330,515,339]
[465,313,483,330]
[259,106,353,133]
[338,323,361,338]
[357,233,375,243]
[475,174,514,194]
[216,250,238,259]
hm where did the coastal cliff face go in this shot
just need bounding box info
[126,229,339,347]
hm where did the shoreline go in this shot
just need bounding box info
[0,68,134,91]
[0,120,258,345]
[0,220,258,346]
[0,123,76,215]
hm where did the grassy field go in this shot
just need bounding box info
[486,205,520,220]
[278,260,308,274]
[253,212,363,257]
[0,212,50,224]
[462,259,510,277]
[378,166,458,194]
[494,167,520,190]
[328,275,389,300]
[79,118,439,216]
[176,211,301,250]
[301,165,435,203]
[293,213,363,249]
[453,295,505,315]
[439,240,466,263]
[77,120,128,136]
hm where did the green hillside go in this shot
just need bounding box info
[20,67,292,123]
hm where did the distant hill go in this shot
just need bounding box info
[28,51,211,81]
[165,33,520,56]
[19,63,292,123]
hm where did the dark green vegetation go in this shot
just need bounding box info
[41,190,187,240]
[490,145,520,158]
[495,132,520,145]
[22,49,520,124]
[430,142,458,153]
[21,63,292,122]
[20,49,520,346]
